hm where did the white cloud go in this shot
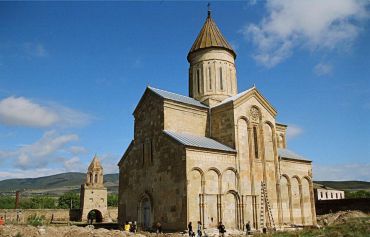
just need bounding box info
[0,168,66,180]
[62,156,85,171]
[0,130,79,170]
[68,146,88,155]
[97,153,119,174]
[314,163,370,181]
[244,0,369,67]
[286,124,303,140]
[23,42,48,57]
[0,96,92,128]
[314,63,333,76]
[0,97,59,127]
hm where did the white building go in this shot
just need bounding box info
[314,183,345,201]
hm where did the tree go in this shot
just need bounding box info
[107,194,118,207]
[19,196,57,209]
[0,196,16,209]
[58,192,80,209]
[345,190,370,199]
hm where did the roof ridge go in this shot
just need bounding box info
[147,86,208,108]
[149,86,195,100]
[163,130,236,153]
[211,87,254,108]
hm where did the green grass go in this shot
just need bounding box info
[254,217,370,237]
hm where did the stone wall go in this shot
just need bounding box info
[315,198,370,215]
[279,159,316,226]
[164,101,208,136]
[119,133,187,231]
[0,208,118,224]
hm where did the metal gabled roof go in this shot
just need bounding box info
[212,87,254,108]
[278,148,311,162]
[148,86,208,109]
[164,130,235,153]
[188,11,236,59]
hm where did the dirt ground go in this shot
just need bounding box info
[1,211,369,237]
[0,225,149,237]
[0,224,245,237]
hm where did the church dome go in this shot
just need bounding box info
[187,10,236,61]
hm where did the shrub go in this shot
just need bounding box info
[58,192,80,209]
[27,214,45,227]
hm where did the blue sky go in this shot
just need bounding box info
[0,1,369,181]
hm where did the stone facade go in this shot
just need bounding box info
[118,11,316,231]
[80,156,109,222]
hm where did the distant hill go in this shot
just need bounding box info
[314,181,370,191]
[1,173,369,196]
[0,172,118,196]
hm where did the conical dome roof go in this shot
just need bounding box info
[188,11,236,60]
[88,155,103,171]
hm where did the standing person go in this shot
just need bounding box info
[156,222,162,234]
[132,221,137,233]
[217,222,226,237]
[188,222,194,237]
[197,221,202,237]
[87,212,92,225]
[124,221,130,231]
[245,221,251,235]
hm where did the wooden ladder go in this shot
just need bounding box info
[260,181,276,230]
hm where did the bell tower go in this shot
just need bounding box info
[188,8,238,106]
[80,155,109,222]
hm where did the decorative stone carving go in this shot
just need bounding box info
[250,107,260,122]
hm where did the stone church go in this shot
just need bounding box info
[118,10,316,231]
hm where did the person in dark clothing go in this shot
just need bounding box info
[156,222,162,234]
[130,221,137,232]
[197,221,202,237]
[87,212,93,225]
[245,221,251,235]
[188,222,194,237]
[217,222,226,237]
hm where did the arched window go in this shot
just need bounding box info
[196,69,200,94]
[219,67,223,90]
[253,126,259,158]
[90,173,93,184]
[208,67,212,90]
[94,174,98,183]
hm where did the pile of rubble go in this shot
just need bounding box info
[317,210,368,226]
[0,224,248,237]
[0,225,147,237]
